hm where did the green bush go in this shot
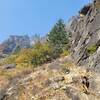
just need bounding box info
[61,49,70,57]
[14,42,53,67]
[31,42,53,66]
[87,44,97,54]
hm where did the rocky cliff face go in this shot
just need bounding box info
[69,1,100,72]
[0,35,30,54]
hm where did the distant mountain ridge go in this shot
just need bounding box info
[0,35,30,54]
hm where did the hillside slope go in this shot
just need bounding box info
[0,0,100,100]
[0,56,100,100]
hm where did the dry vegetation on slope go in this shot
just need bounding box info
[0,0,100,100]
[0,56,100,100]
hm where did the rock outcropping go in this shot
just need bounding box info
[69,0,100,72]
[0,35,30,54]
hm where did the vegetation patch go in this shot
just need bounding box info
[1,19,70,69]
[87,44,98,54]
[60,49,70,57]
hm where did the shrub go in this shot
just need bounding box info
[87,44,98,54]
[60,49,70,57]
[15,48,33,64]
[15,42,53,67]
[31,42,53,66]
[4,54,18,64]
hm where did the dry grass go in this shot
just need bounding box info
[0,75,9,89]
[61,62,75,70]
[0,56,99,100]
[0,64,33,80]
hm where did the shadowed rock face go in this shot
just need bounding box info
[0,35,30,54]
[79,3,92,16]
[69,1,100,72]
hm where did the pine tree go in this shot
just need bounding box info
[48,19,69,57]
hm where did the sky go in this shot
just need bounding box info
[0,0,91,43]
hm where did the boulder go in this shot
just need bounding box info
[48,60,62,71]
[3,64,16,70]
[50,82,62,90]
[0,89,6,100]
[65,86,90,100]
[53,76,65,82]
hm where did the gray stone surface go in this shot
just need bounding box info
[0,35,30,54]
[68,1,100,72]
[0,89,6,100]
[3,64,16,70]
[48,60,62,71]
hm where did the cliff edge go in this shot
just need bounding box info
[69,0,100,72]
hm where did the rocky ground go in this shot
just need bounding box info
[0,56,100,100]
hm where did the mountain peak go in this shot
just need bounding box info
[0,35,30,54]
